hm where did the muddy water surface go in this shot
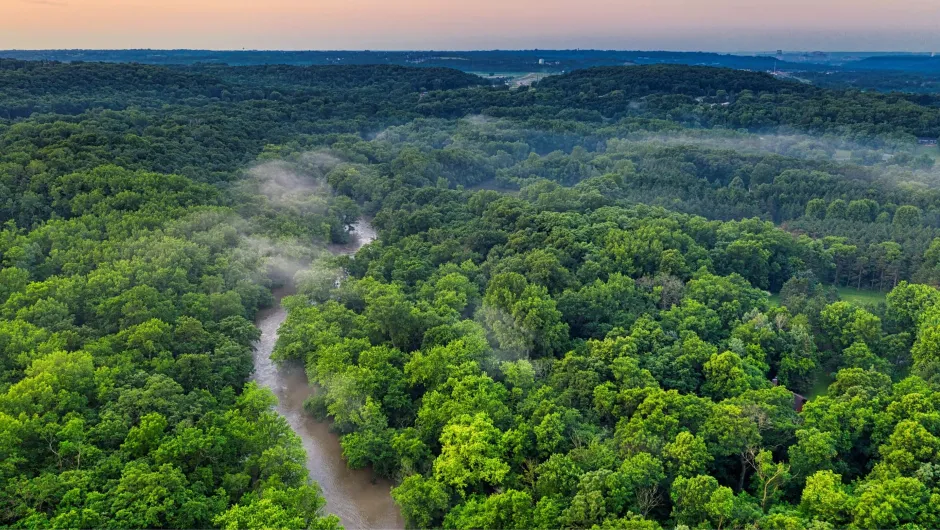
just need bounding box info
[252,219,404,529]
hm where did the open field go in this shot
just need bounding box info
[837,286,886,307]
[470,71,557,86]
[914,144,940,162]
[768,286,885,309]
[807,369,836,400]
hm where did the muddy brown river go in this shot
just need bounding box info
[252,219,404,529]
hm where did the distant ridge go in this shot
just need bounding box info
[852,55,940,71]
[0,49,823,73]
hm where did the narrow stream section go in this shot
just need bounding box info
[252,219,404,529]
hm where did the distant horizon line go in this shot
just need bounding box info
[2,48,937,55]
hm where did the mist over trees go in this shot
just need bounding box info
[3,59,940,529]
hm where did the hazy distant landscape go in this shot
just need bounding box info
[6,48,940,72]
[8,48,940,95]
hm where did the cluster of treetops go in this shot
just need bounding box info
[3,59,940,528]
[0,161,356,527]
[275,132,940,530]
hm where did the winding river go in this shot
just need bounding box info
[252,219,405,529]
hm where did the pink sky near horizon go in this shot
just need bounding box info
[4,0,940,51]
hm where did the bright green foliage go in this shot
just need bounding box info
[893,205,923,227]
[800,471,851,524]
[826,200,848,220]
[912,318,940,383]
[444,489,535,529]
[748,449,791,512]
[433,413,510,495]
[853,477,928,528]
[886,282,940,330]
[820,301,882,351]
[8,58,940,530]
[670,475,736,529]
[0,132,349,527]
[215,486,342,530]
[481,272,569,358]
[703,351,751,400]
[391,474,451,528]
[664,432,712,478]
[789,429,841,479]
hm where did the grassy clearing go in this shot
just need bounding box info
[768,286,884,309]
[833,149,852,161]
[806,369,836,400]
[914,144,940,162]
[470,71,557,87]
[470,71,539,80]
[465,179,519,194]
[768,293,781,307]
[470,71,527,78]
[837,286,886,307]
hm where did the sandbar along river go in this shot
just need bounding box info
[252,218,404,529]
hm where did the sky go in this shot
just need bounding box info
[4,0,940,52]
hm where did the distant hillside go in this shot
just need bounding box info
[0,49,819,74]
[853,55,940,72]
[537,64,811,98]
[0,60,487,118]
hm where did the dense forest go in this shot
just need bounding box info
[4,58,940,529]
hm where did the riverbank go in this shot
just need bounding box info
[251,219,404,529]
